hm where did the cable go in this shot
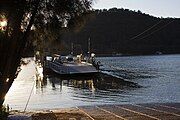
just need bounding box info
[137,20,174,41]
[23,60,36,112]
[23,79,35,112]
[130,20,163,40]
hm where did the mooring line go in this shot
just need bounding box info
[95,106,127,120]
[24,61,37,112]
[76,107,95,120]
[134,104,180,117]
[116,105,160,120]
[23,80,35,112]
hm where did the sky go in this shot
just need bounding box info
[92,0,180,18]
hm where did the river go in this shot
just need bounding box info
[4,54,180,110]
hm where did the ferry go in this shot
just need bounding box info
[45,54,99,75]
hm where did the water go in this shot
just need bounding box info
[4,55,180,110]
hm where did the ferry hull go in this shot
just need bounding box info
[46,61,99,75]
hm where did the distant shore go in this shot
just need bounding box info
[22,53,180,58]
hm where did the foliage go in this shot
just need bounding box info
[0,105,9,120]
[0,0,93,105]
[59,8,180,55]
[0,0,93,38]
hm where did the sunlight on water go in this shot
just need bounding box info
[4,55,180,110]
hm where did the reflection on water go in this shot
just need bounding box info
[4,57,140,110]
[36,73,139,93]
[4,55,180,110]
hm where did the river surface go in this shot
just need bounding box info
[4,54,180,110]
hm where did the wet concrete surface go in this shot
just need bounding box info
[77,103,180,120]
[9,103,180,120]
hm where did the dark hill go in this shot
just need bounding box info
[60,8,180,56]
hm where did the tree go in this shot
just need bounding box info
[0,0,93,106]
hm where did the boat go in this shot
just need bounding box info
[44,38,100,75]
[45,54,99,75]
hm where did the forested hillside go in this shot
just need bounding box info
[58,8,180,55]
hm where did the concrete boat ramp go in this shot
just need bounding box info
[78,103,180,120]
[8,103,180,120]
